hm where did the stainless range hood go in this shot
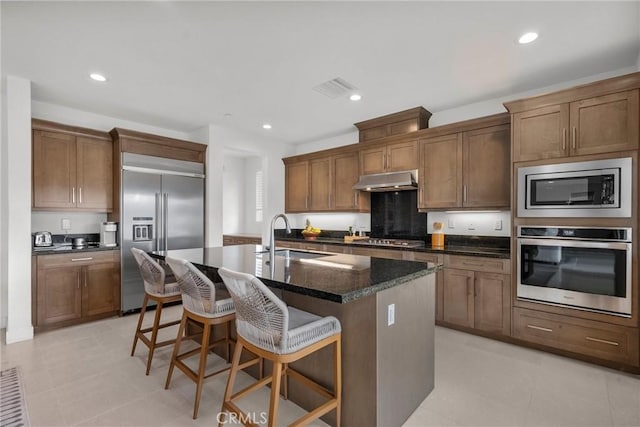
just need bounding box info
[352,170,418,192]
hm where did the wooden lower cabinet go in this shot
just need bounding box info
[35,251,120,328]
[223,235,261,246]
[442,255,511,335]
[36,265,82,325]
[513,307,639,367]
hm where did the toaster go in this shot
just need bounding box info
[34,231,53,247]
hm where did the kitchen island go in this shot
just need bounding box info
[151,244,440,427]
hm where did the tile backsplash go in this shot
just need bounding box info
[31,212,107,234]
[427,211,511,237]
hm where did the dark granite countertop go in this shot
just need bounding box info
[32,245,120,255]
[150,244,441,304]
[275,235,511,259]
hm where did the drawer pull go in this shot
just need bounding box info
[71,257,94,262]
[526,324,553,333]
[585,336,619,346]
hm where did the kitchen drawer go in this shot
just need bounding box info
[37,250,119,268]
[444,255,509,274]
[512,307,639,366]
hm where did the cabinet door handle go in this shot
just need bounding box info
[354,192,358,207]
[473,279,478,297]
[328,194,331,207]
[526,324,553,333]
[466,278,472,296]
[305,196,308,210]
[572,126,577,149]
[72,187,76,204]
[562,128,567,150]
[77,271,80,289]
[79,187,82,204]
[387,153,391,169]
[383,154,386,170]
[463,185,467,203]
[84,270,88,287]
[71,257,93,262]
[585,336,619,346]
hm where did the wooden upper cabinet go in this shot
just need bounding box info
[333,152,368,211]
[506,73,640,161]
[309,157,332,211]
[284,150,369,213]
[76,137,113,211]
[463,124,510,208]
[570,90,639,156]
[33,130,77,209]
[512,104,569,162]
[354,107,431,143]
[360,140,418,175]
[419,134,462,209]
[418,116,511,211]
[285,161,309,213]
[32,120,113,212]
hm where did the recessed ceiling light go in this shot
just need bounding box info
[518,32,538,44]
[262,124,272,130]
[349,94,362,101]
[89,73,107,82]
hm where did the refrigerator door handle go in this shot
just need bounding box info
[163,192,169,251]
[155,192,161,251]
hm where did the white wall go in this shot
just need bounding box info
[287,213,371,234]
[32,101,197,141]
[222,155,244,234]
[427,211,511,238]
[296,66,638,156]
[2,76,33,341]
[32,212,106,234]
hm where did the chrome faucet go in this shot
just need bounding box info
[269,213,291,271]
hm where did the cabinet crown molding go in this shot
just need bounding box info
[32,118,111,141]
[504,71,640,113]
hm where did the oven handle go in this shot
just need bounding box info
[517,237,631,251]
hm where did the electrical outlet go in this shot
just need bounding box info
[61,218,71,230]
[387,304,395,326]
[467,222,475,230]
[448,218,455,229]
[494,220,503,230]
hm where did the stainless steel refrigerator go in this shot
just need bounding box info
[120,153,205,313]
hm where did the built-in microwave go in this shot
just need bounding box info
[517,157,632,218]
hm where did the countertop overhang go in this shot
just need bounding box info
[150,244,441,304]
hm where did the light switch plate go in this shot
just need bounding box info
[387,304,395,326]
[61,218,71,230]
[448,218,455,229]
[467,222,475,230]
[494,220,503,230]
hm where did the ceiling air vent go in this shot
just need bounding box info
[313,77,357,99]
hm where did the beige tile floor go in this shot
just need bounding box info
[1,305,639,427]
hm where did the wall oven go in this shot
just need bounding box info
[517,226,632,317]
[517,157,632,217]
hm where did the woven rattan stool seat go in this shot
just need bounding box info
[218,267,342,427]
[130,248,182,375]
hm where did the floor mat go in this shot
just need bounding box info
[0,367,30,427]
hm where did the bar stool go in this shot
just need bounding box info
[130,248,183,375]
[165,257,260,420]
[217,267,342,427]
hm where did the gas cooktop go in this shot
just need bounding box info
[352,238,425,248]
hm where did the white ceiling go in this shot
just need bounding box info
[3,1,639,145]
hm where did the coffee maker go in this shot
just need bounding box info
[100,222,118,247]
